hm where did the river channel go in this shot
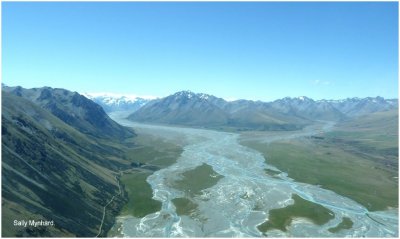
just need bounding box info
[110,115,398,237]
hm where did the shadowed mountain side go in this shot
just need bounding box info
[1,91,132,237]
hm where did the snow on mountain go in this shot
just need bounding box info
[83,92,156,113]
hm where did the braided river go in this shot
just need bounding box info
[110,115,398,237]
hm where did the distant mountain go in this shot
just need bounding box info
[325,97,398,117]
[3,86,132,139]
[128,91,308,130]
[129,91,229,127]
[2,87,136,237]
[270,96,345,121]
[83,93,152,113]
[128,91,398,130]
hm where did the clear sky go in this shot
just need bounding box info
[2,2,398,101]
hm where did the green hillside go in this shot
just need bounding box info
[2,91,135,237]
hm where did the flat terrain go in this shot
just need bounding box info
[171,163,223,217]
[241,110,398,211]
[109,114,398,237]
[328,217,353,233]
[171,198,198,216]
[257,194,335,233]
[120,172,161,217]
[118,133,183,218]
[172,163,223,196]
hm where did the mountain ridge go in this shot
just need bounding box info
[2,86,133,139]
[1,87,136,237]
[83,92,153,113]
[128,90,398,130]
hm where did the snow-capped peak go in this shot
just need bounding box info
[174,90,196,98]
[83,92,157,101]
[81,92,156,112]
[173,91,215,101]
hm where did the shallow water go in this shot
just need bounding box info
[111,116,398,237]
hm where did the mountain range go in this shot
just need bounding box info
[128,91,398,131]
[2,85,398,236]
[83,93,152,113]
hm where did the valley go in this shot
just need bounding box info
[2,86,398,237]
[107,114,398,237]
[3,2,398,237]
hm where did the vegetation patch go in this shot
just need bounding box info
[173,163,223,196]
[172,198,198,216]
[242,139,398,211]
[117,133,184,219]
[257,194,334,234]
[124,134,183,168]
[264,168,280,177]
[120,172,161,218]
[328,217,353,233]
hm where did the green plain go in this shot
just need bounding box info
[243,139,398,211]
[171,198,198,216]
[257,194,334,233]
[124,133,183,168]
[120,172,161,217]
[328,217,353,233]
[119,133,183,218]
[172,163,223,196]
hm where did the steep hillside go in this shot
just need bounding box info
[3,86,132,139]
[1,91,134,237]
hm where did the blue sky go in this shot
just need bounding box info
[2,2,398,101]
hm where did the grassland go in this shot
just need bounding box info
[172,163,223,196]
[257,194,334,234]
[243,139,397,211]
[170,163,223,216]
[123,133,183,168]
[116,135,223,219]
[119,171,161,217]
[118,133,183,218]
[241,111,398,211]
[328,217,353,233]
[171,198,198,216]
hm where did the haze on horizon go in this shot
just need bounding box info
[2,2,398,101]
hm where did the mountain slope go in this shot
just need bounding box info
[1,90,134,237]
[129,91,229,127]
[270,97,346,121]
[128,91,397,131]
[3,86,132,139]
[328,97,398,117]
